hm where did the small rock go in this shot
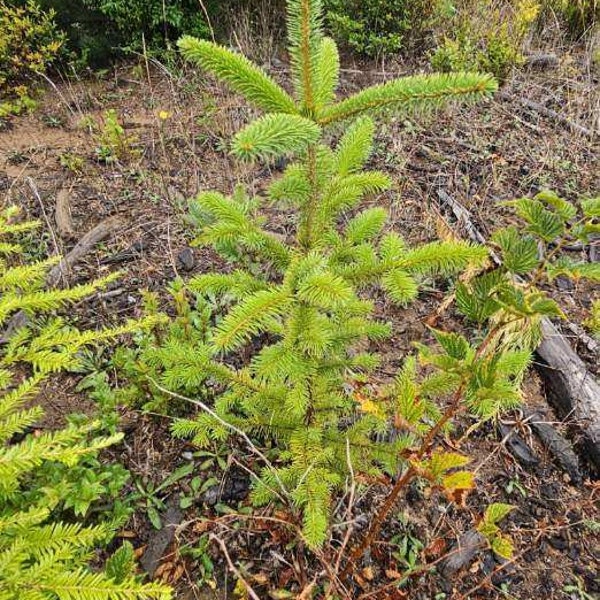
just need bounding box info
[203,468,249,506]
[140,499,184,576]
[548,535,569,551]
[498,423,539,467]
[177,247,195,272]
[556,276,574,291]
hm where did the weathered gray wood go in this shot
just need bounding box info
[496,91,595,138]
[45,215,124,287]
[536,320,600,471]
[524,409,582,484]
[55,188,75,239]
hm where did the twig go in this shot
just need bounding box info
[452,551,524,600]
[210,533,261,600]
[27,177,60,258]
[333,439,357,574]
[496,90,595,138]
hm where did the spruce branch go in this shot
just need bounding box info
[318,72,498,124]
[211,288,292,351]
[314,37,340,108]
[335,117,376,175]
[232,113,321,161]
[287,0,324,111]
[177,36,297,114]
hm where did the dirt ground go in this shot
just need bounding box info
[1,43,599,600]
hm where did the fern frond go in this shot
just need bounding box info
[0,279,114,324]
[0,257,59,291]
[33,568,171,600]
[318,72,497,124]
[177,36,297,114]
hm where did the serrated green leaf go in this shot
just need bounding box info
[483,502,514,525]
[511,198,564,241]
[491,534,514,559]
[493,226,540,274]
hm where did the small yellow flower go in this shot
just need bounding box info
[158,110,172,120]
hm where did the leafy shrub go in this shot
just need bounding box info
[33,0,124,67]
[431,0,540,80]
[0,0,65,96]
[324,0,443,57]
[82,0,214,53]
[586,299,600,338]
[0,207,170,599]
[543,0,599,38]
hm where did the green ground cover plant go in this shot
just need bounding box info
[324,0,443,57]
[0,0,64,115]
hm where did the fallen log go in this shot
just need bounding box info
[0,215,124,343]
[436,189,600,472]
[536,320,600,472]
[523,409,582,484]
